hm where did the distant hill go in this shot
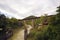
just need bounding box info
[23,15,40,20]
[22,15,55,20]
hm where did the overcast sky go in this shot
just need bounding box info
[0,0,60,19]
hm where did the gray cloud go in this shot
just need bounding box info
[0,0,60,19]
[0,4,24,18]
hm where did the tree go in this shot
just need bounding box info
[0,14,7,33]
[45,6,60,40]
[56,6,60,24]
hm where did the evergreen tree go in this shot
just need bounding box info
[56,6,60,23]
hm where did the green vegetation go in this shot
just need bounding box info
[27,6,60,40]
[0,14,23,29]
[0,6,60,40]
[23,15,37,25]
[0,13,23,39]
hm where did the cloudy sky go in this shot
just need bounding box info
[0,0,60,19]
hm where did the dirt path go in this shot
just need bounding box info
[8,25,32,40]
